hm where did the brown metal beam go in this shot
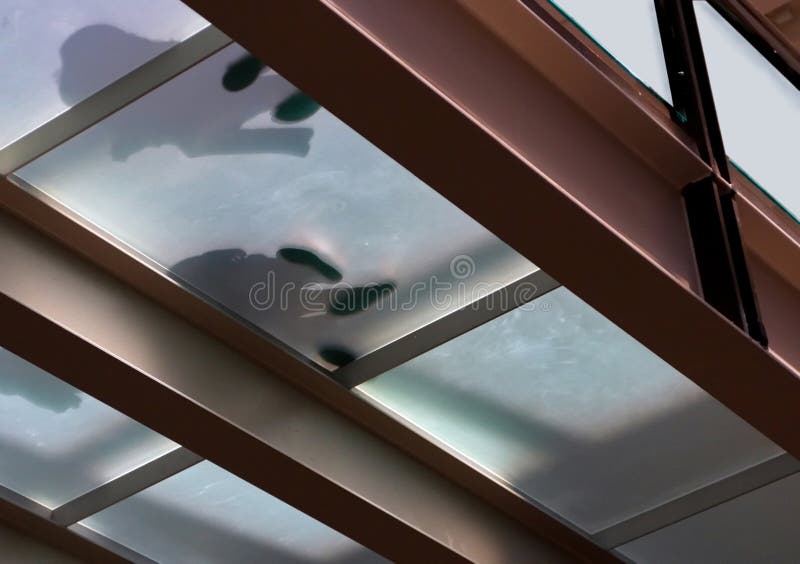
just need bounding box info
[3,0,800,559]
[173,0,800,458]
[0,176,611,563]
[0,211,592,563]
[0,494,131,564]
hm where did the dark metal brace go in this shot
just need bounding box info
[655,0,768,346]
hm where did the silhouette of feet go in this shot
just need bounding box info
[277,247,342,282]
[329,283,396,316]
[273,91,321,123]
[221,54,320,123]
[319,346,357,368]
[222,54,266,92]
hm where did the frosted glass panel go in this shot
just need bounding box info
[80,461,385,564]
[0,347,177,508]
[358,287,780,533]
[548,0,672,102]
[17,44,535,369]
[696,2,800,223]
[0,0,207,147]
[619,472,800,563]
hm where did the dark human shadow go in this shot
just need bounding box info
[273,91,322,123]
[318,346,357,368]
[58,24,176,107]
[222,54,267,92]
[0,350,81,413]
[278,247,343,282]
[328,283,396,317]
[222,54,321,123]
[171,247,395,367]
[57,28,316,161]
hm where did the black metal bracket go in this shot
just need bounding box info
[683,177,768,345]
[655,0,768,346]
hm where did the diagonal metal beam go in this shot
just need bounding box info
[68,524,157,564]
[1,0,792,560]
[0,210,592,563]
[654,0,769,344]
[0,485,51,522]
[4,0,800,557]
[176,0,800,462]
[0,25,231,175]
[334,269,560,388]
[0,485,146,564]
[0,173,613,561]
[50,448,203,527]
[592,452,800,549]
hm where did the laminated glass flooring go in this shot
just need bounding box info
[0,347,382,563]
[1,0,799,561]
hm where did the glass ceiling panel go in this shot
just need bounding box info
[357,287,781,533]
[79,461,385,564]
[696,1,800,223]
[0,0,207,148]
[15,44,536,369]
[547,0,673,103]
[0,347,177,509]
[619,471,800,563]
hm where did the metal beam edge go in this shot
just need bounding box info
[0,212,587,563]
[335,269,560,388]
[0,25,231,174]
[51,447,203,527]
[0,490,131,564]
[593,452,800,549]
[176,0,800,463]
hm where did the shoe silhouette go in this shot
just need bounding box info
[273,91,321,123]
[222,54,321,123]
[222,54,266,92]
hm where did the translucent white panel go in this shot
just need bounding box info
[17,44,535,369]
[549,0,672,102]
[696,2,800,223]
[619,472,800,563]
[80,461,385,564]
[0,0,207,147]
[0,347,177,508]
[358,287,780,533]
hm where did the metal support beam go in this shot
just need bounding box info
[1,0,799,559]
[333,270,560,388]
[654,0,730,178]
[0,486,146,564]
[682,176,765,342]
[0,25,231,174]
[0,174,613,561]
[51,448,203,527]
[172,0,800,462]
[0,486,50,522]
[593,453,800,549]
[0,211,591,563]
[68,525,157,564]
[655,0,768,344]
